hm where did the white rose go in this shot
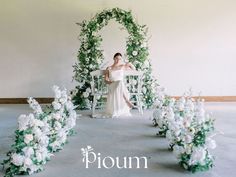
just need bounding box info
[52,85,62,98]
[65,118,76,129]
[66,101,74,110]
[39,135,49,147]
[166,110,175,120]
[132,51,138,56]
[69,110,77,120]
[18,114,30,131]
[11,153,24,166]
[83,92,89,98]
[54,121,62,130]
[24,134,34,144]
[22,147,34,158]
[36,151,43,162]
[59,97,67,104]
[28,113,36,127]
[86,88,91,93]
[184,134,193,144]
[23,157,33,168]
[52,101,62,110]
[189,147,206,165]
[52,112,61,120]
[32,127,43,140]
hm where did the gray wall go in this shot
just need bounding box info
[0,0,236,97]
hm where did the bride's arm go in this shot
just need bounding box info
[104,67,112,84]
[125,62,136,70]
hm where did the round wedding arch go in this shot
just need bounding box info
[72,8,158,109]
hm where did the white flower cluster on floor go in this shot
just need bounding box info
[2,86,77,177]
[153,87,216,173]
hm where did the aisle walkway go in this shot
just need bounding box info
[0,103,236,177]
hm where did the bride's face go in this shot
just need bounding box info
[114,56,122,63]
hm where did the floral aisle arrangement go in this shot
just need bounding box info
[152,87,175,136]
[72,7,158,110]
[1,86,77,177]
[152,89,216,173]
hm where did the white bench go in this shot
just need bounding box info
[90,70,144,117]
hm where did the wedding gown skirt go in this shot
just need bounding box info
[103,69,132,118]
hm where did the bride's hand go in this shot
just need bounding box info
[125,62,135,70]
[105,80,113,84]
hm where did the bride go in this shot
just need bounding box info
[104,52,135,118]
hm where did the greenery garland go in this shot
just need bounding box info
[72,7,158,109]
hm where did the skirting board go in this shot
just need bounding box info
[0,96,236,104]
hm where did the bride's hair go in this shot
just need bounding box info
[113,52,122,59]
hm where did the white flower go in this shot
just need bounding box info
[24,134,34,144]
[18,114,30,131]
[69,110,77,119]
[173,145,185,158]
[166,130,172,140]
[189,147,207,165]
[183,119,191,128]
[23,157,33,168]
[185,145,192,154]
[184,134,193,144]
[65,101,74,111]
[52,85,62,99]
[206,138,216,149]
[22,147,34,158]
[36,151,43,162]
[166,109,175,120]
[52,101,62,110]
[86,88,91,93]
[132,51,138,56]
[142,87,147,94]
[11,153,25,166]
[52,112,61,120]
[141,42,147,48]
[28,113,36,127]
[27,97,43,115]
[54,121,62,130]
[39,135,49,147]
[65,117,76,129]
[32,127,43,140]
[59,97,67,104]
[83,91,89,98]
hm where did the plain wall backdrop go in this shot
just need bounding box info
[0,0,236,97]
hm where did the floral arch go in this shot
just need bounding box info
[72,8,158,109]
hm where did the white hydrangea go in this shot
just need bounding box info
[11,153,25,166]
[18,114,30,131]
[189,147,207,165]
[24,134,34,144]
[52,101,62,110]
[22,147,34,158]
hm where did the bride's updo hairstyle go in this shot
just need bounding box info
[113,52,122,59]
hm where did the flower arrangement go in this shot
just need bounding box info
[1,86,77,177]
[72,7,158,110]
[152,87,175,136]
[153,88,216,173]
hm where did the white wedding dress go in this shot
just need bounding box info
[103,68,132,118]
